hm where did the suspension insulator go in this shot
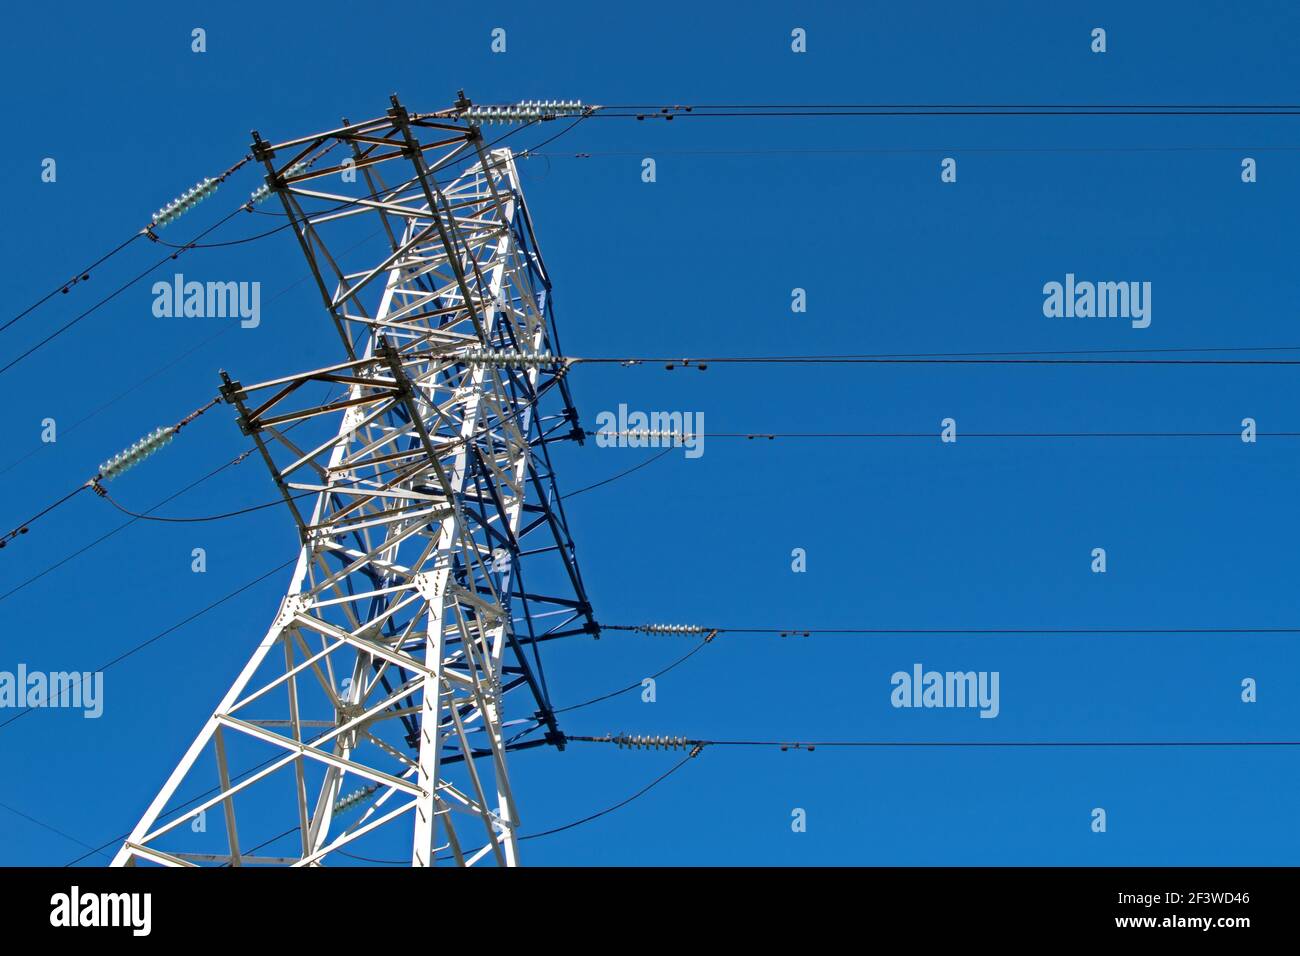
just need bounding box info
[152,177,219,228]
[250,161,308,205]
[98,427,176,481]
[331,783,380,815]
[613,733,694,751]
[636,623,707,635]
[461,100,585,124]
[462,348,556,369]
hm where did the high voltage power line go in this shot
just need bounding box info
[28,459,1280,854]
[4,351,1296,546]
[35,716,1300,868]
[2,326,1294,602]
[0,329,229,480]
[0,117,550,377]
[6,94,1297,867]
[0,434,688,738]
[0,208,249,377]
[0,448,255,605]
[596,102,1300,110]
[593,104,1300,118]
[52,746,698,867]
[569,354,1300,367]
[567,734,1300,750]
[0,397,222,547]
[4,99,1288,374]
[0,216,407,481]
[553,639,714,715]
[593,429,1300,440]
[532,145,1300,158]
[604,624,1300,637]
[0,153,255,337]
[6,337,1298,519]
[0,557,295,734]
[0,232,145,335]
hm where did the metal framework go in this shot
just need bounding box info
[113,96,597,867]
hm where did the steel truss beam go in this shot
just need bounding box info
[114,98,595,867]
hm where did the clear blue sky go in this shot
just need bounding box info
[1,1,1299,865]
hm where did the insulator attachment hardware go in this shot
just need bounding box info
[152,177,219,228]
[98,426,176,481]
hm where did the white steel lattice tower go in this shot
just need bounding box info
[113,96,597,867]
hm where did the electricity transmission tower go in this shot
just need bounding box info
[113,95,597,867]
